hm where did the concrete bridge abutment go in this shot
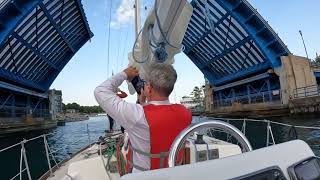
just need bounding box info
[276,55,317,105]
[204,55,319,118]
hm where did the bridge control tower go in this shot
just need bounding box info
[183,0,320,117]
[0,0,93,134]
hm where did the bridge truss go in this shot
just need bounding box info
[183,0,291,107]
[0,0,92,119]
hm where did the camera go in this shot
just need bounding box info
[131,76,145,95]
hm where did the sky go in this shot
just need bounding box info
[50,0,320,106]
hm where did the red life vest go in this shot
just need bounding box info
[125,104,192,172]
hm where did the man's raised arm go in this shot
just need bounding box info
[94,67,143,130]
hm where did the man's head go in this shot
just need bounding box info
[141,63,177,101]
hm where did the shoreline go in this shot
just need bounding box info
[56,113,90,123]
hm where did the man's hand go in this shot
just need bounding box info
[139,86,147,105]
[137,91,146,105]
[117,90,128,98]
[124,66,139,81]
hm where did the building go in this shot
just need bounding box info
[49,89,63,120]
[181,96,202,110]
[66,109,78,114]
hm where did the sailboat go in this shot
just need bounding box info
[1,0,320,179]
[41,1,320,179]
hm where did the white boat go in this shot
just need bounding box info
[2,118,316,180]
[1,0,319,179]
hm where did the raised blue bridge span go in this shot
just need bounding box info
[0,0,92,126]
[183,0,319,110]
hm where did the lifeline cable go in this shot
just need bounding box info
[288,126,299,140]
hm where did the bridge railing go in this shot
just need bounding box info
[311,61,320,68]
[0,107,50,118]
[214,90,282,107]
[293,85,320,99]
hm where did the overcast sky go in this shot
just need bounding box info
[50,0,320,106]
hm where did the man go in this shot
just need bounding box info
[94,63,192,172]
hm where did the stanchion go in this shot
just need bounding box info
[44,135,53,176]
[21,139,32,180]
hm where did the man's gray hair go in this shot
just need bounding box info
[142,63,177,97]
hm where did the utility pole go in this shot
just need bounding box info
[299,30,309,59]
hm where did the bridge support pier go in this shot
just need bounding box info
[276,55,317,105]
[246,85,251,104]
[266,79,272,102]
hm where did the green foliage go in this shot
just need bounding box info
[315,54,320,64]
[190,86,204,103]
[64,102,104,114]
[62,103,66,112]
[79,106,104,113]
[65,102,81,110]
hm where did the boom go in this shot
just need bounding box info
[127,0,193,94]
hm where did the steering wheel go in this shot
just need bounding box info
[168,120,253,167]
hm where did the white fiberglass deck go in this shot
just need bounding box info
[47,144,119,180]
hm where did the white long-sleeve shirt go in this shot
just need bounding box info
[94,72,170,172]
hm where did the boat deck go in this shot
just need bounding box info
[42,132,122,180]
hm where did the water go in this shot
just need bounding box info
[0,115,320,179]
[206,115,320,156]
[0,116,109,180]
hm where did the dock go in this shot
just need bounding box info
[0,117,56,136]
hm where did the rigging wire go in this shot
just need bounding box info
[116,29,123,72]
[132,28,150,64]
[107,0,113,77]
[121,29,129,68]
[131,2,151,64]
[132,0,189,64]
[153,0,183,50]
[131,0,185,64]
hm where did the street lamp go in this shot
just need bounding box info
[299,30,309,59]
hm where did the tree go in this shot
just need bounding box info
[63,102,105,114]
[315,54,320,64]
[65,102,81,110]
[190,86,204,103]
[78,106,104,114]
[62,103,66,113]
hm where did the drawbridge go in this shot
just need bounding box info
[0,0,318,130]
[183,0,319,110]
[0,0,92,127]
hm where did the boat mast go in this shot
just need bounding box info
[134,0,141,39]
